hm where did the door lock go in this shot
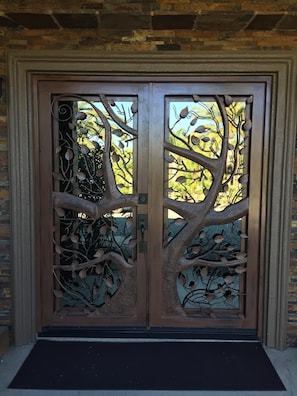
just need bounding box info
[137,214,148,231]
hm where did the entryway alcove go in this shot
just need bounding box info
[7,51,296,349]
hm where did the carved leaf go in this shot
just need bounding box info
[235,252,247,260]
[224,275,233,284]
[70,234,79,243]
[165,154,175,163]
[79,269,87,279]
[65,149,74,161]
[226,294,235,302]
[131,102,138,114]
[95,265,103,275]
[113,128,124,137]
[238,174,248,184]
[77,171,86,181]
[180,106,189,119]
[191,135,200,145]
[174,218,185,225]
[224,95,233,106]
[246,95,253,104]
[76,111,87,120]
[176,175,187,184]
[94,248,104,258]
[195,125,207,133]
[55,207,65,217]
[190,116,198,126]
[112,152,120,162]
[213,234,224,244]
[178,273,186,286]
[52,172,63,181]
[206,293,215,301]
[106,277,114,288]
[227,244,235,251]
[80,145,90,154]
[128,239,137,248]
[53,290,63,298]
[92,141,100,150]
[125,217,133,227]
[242,119,252,131]
[55,244,64,254]
[235,265,247,274]
[192,245,201,254]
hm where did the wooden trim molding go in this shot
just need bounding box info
[7,50,297,348]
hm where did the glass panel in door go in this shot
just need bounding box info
[164,96,249,316]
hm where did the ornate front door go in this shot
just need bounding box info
[36,77,269,336]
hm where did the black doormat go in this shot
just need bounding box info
[9,340,285,391]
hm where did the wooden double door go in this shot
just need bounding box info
[35,76,269,336]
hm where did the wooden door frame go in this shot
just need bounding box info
[35,77,267,332]
[7,50,297,348]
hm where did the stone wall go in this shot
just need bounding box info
[0,0,297,345]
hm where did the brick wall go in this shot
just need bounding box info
[0,0,297,346]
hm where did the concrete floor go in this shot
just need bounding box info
[0,342,296,396]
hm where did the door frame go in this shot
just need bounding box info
[7,50,297,348]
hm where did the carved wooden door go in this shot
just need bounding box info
[36,77,268,336]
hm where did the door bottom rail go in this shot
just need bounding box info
[38,326,259,341]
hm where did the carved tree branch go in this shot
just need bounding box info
[165,95,232,259]
[52,95,138,218]
[163,140,220,175]
[203,95,230,208]
[163,196,205,222]
[205,197,249,226]
[162,96,239,314]
[177,256,248,272]
[53,250,133,271]
[53,191,138,220]
[99,94,138,136]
